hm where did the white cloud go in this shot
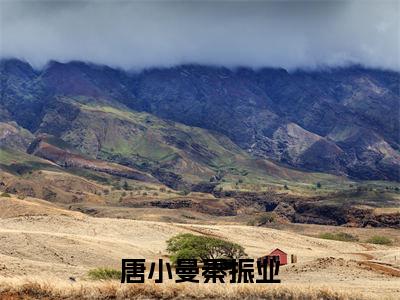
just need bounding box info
[1,0,399,70]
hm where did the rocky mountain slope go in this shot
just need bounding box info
[1,106,399,228]
[1,59,399,181]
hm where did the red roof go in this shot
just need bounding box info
[269,248,287,255]
[258,248,288,265]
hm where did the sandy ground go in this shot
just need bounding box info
[0,196,399,299]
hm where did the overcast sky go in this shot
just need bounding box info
[0,0,399,71]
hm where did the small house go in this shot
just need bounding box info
[257,248,288,266]
[269,248,288,265]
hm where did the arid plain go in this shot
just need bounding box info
[0,195,399,299]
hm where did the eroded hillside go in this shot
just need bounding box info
[1,59,399,181]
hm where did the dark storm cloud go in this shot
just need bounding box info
[0,0,399,70]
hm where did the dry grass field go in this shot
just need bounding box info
[0,195,399,299]
[0,278,378,300]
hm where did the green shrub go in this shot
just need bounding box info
[1,192,11,197]
[88,268,121,280]
[166,233,246,264]
[257,212,275,225]
[318,232,358,242]
[366,235,392,245]
[246,219,256,226]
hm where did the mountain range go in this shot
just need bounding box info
[1,58,399,184]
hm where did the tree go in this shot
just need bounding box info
[166,233,247,264]
[316,182,322,188]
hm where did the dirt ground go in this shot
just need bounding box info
[0,196,399,299]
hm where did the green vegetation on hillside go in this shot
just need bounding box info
[366,235,392,245]
[59,100,366,192]
[318,232,359,242]
[88,268,122,280]
[0,147,60,175]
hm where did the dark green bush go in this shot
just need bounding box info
[166,233,246,264]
